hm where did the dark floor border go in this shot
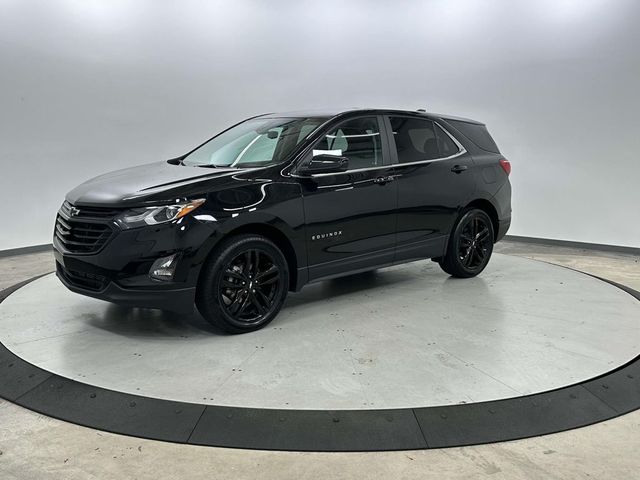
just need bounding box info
[504,235,639,255]
[0,272,639,452]
[0,243,52,259]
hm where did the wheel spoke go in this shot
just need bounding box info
[256,265,279,285]
[228,293,246,315]
[250,292,267,315]
[260,275,280,286]
[461,246,474,266]
[237,294,252,315]
[255,264,277,280]
[466,254,475,267]
[476,227,490,241]
[460,234,473,243]
[222,279,243,289]
[257,289,271,306]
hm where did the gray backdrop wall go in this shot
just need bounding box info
[1,0,639,250]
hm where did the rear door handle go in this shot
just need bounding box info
[451,164,468,174]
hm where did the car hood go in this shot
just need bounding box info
[66,161,244,207]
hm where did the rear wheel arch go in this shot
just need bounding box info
[463,199,499,242]
[439,208,494,278]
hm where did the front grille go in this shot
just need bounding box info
[55,201,119,254]
[57,262,108,291]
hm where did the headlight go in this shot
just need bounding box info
[115,199,205,229]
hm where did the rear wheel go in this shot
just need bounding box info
[439,209,494,278]
[196,235,289,333]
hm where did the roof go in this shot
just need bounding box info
[258,107,363,118]
[258,108,483,125]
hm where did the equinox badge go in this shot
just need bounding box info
[311,231,342,241]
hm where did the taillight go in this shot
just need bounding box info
[499,158,511,175]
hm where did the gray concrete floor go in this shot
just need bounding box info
[0,241,639,479]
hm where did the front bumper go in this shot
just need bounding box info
[56,257,196,313]
[52,208,218,314]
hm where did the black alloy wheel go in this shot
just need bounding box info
[439,208,494,278]
[196,235,289,333]
[219,249,281,324]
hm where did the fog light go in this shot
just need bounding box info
[149,254,179,282]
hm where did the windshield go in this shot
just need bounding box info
[182,117,328,168]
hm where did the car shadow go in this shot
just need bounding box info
[86,261,503,337]
[284,267,422,308]
[85,269,417,338]
[86,303,227,338]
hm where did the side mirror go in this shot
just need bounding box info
[298,154,349,175]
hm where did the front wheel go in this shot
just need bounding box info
[196,235,289,334]
[439,209,494,278]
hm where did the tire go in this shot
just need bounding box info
[196,234,289,334]
[439,208,494,278]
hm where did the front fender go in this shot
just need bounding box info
[189,181,306,283]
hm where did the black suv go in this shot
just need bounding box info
[54,108,511,333]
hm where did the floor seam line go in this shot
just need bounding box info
[437,347,524,397]
[11,329,92,346]
[208,348,261,398]
[12,372,54,403]
[577,384,619,415]
[411,408,430,448]
[185,405,207,443]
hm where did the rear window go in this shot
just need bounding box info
[447,120,500,154]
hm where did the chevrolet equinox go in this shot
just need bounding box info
[54,108,512,333]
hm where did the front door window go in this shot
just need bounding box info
[312,117,383,170]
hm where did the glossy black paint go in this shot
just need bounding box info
[53,108,512,313]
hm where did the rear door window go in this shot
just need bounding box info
[389,117,459,163]
[435,124,459,157]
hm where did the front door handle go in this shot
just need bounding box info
[451,164,468,174]
[373,175,398,185]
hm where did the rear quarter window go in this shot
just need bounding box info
[447,120,500,154]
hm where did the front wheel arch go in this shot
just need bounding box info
[197,222,300,293]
